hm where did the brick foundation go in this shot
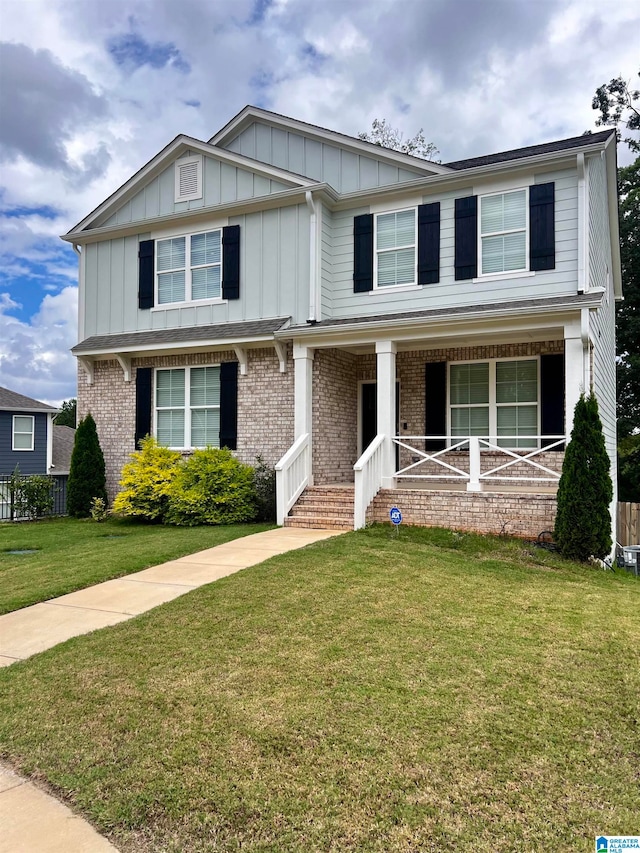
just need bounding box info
[368,488,557,538]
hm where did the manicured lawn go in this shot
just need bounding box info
[0,517,273,614]
[0,526,638,852]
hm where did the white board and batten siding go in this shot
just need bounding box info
[101,154,293,228]
[327,167,580,320]
[81,204,311,339]
[223,122,429,193]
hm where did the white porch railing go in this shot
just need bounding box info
[393,435,566,492]
[353,433,385,530]
[275,433,311,525]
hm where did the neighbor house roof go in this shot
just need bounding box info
[0,386,57,413]
[52,425,75,474]
[444,130,614,171]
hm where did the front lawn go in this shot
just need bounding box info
[0,526,638,852]
[0,517,273,614]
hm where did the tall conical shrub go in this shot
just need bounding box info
[67,413,107,518]
[554,393,613,561]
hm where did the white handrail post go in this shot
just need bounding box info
[467,437,481,492]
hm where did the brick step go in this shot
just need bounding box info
[284,516,353,531]
[288,504,354,519]
[292,496,354,510]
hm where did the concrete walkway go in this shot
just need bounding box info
[0,526,340,851]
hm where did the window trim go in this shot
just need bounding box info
[447,356,541,449]
[478,188,530,277]
[154,228,225,307]
[174,154,203,203]
[12,414,35,451]
[153,365,222,450]
[373,206,418,290]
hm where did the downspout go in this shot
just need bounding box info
[305,191,317,323]
[580,306,591,395]
[46,412,55,473]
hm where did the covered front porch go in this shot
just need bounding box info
[275,300,593,535]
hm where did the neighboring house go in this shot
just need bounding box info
[51,425,75,475]
[0,386,57,476]
[63,107,621,539]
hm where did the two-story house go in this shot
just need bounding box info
[64,107,621,539]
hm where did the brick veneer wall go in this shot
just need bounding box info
[77,346,294,503]
[312,348,358,485]
[368,488,557,539]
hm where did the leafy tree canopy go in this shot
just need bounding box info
[358,119,440,161]
[54,398,76,428]
[592,69,640,153]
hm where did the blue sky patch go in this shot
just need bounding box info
[247,0,273,26]
[183,99,201,108]
[2,204,62,220]
[300,42,328,72]
[107,32,191,74]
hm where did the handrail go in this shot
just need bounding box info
[353,433,385,530]
[275,433,310,525]
[390,435,566,492]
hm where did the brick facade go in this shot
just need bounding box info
[78,346,294,502]
[312,349,358,485]
[368,488,557,539]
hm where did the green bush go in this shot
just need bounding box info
[67,413,107,518]
[8,469,54,520]
[554,394,613,561]
[165,447,257,526]
[112,436,181,522]
[618,434,640,502]
[253,455,276,523]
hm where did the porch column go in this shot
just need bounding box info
[564,320,585,437]
[376,340,397,488]
[293,343,314,439]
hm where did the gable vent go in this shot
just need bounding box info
[175,155,202,202]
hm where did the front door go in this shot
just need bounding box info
[360,382,400,467]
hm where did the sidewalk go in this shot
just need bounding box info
[0,526,341,852]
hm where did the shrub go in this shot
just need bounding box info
[112,436,181,522]
[8,469,54,520]
[90,497,109,522]
[67,413,107,518]
[253,455,276,523]
[554,394,613,561]
[165,447,257,526]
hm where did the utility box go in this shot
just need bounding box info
[622,546,640,577]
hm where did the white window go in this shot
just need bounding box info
[174,155,202,202]
[156,230,222,305]
[375,208,416,287]
[12,415,34,451]
[449,358,539,448]
[155,366,221,449]
[480,189,528,275]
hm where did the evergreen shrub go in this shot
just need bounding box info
[554,394,613,561]
[112,436,181,522]
[66,413,107,518]
[165,447,257,526]
[253,455,276,522]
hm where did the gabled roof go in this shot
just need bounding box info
[64,135,314,236]
[0,386,57,413]
[210,105,452,177]
[445,129,614,171]
[52,425,75,474]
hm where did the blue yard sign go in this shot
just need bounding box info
[390,506,402,526]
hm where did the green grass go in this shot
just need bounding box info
[0,526,638,852]
[0,517,273,614]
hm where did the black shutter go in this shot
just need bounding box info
[530,182,555,271]
[222,225,240,300]
[425,362,447,451]
[454,196,477,280]
[138,240,154,309]
[135,367,152,447]
[418,202,440,285]
[540,353,564,448]
[219,361,238,450]
[353,213,374,292]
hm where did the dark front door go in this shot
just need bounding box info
[360,382,400,467]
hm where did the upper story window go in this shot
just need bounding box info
[156,230,222,305]
[174,155,202,202]
[479,189,528,275]
[375,208,416,287]
[449,357,539,448]
[12,415,35,451]
[155,366,221,449]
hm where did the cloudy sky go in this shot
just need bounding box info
[0,0,638,407]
